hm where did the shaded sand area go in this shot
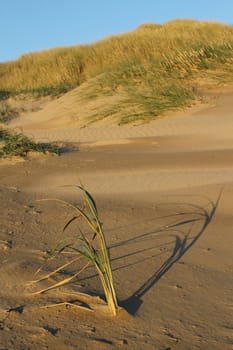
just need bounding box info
[0,86,233,349]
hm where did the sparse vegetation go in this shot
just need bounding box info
[1,20,233,123]
[0,101,19,123]
[32,184,119,316]
[0,127,59,157]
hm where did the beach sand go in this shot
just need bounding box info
[0,85,233,349]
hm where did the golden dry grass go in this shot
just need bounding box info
[1,20,233,92]
[1,19,233,123]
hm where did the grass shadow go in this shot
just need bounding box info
[120,190,222,315]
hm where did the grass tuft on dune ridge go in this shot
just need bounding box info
[1,19,233,123]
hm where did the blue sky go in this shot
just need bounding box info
[1,0,232,62]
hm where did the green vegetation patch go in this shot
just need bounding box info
[0,128,59,158]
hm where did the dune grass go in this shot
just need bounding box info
[1,20,233,123]
[0,127,59,157]
[32,184,119,316]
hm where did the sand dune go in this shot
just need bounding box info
[0,85,233,349]
[10,86,233,147]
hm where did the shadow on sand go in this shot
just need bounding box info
[118,190,222,315]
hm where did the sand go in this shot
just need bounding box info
[0,85,233,349]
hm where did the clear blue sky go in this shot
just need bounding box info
[1,0,232,62]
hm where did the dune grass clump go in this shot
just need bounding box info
[32,184,119,316]
[0,127,59,157]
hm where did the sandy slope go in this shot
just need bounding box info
[0,85,233,349]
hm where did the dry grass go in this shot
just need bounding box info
[1,19,233,123]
